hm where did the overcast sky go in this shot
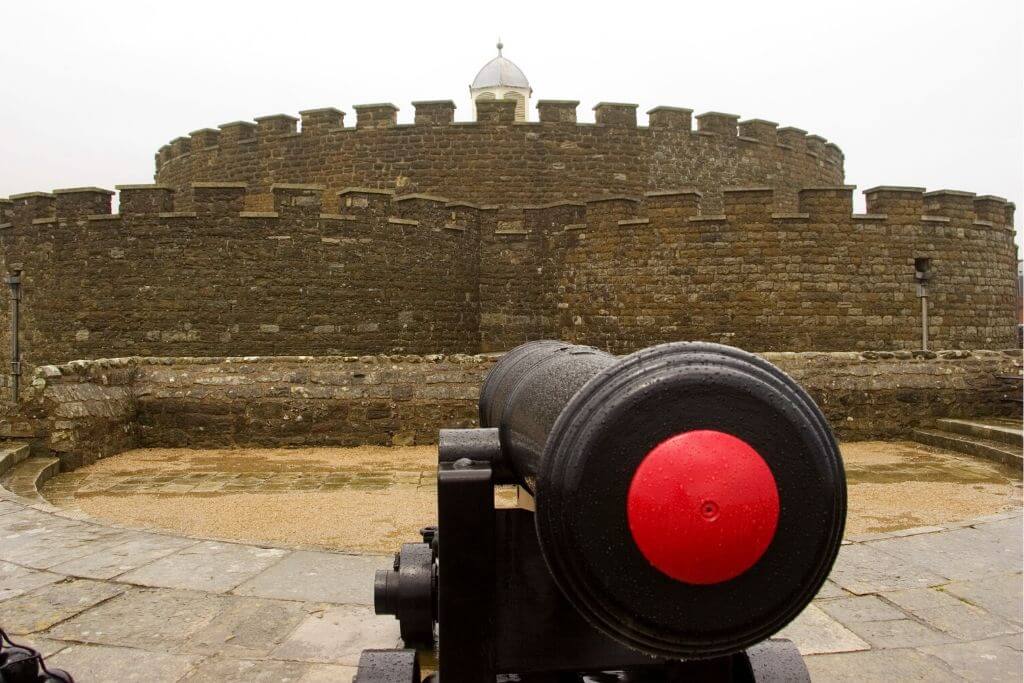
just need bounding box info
[1,0,1020,237]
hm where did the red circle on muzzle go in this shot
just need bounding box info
[627,430,780,585]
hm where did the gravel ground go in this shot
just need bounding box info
[42,441,1022,552]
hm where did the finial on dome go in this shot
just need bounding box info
[497,39,503,56]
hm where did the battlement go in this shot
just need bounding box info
[0,178,1016,361]
[153,98,844,173]
[1,183,1013,235]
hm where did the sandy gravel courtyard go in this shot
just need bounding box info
[38,441,1022,553]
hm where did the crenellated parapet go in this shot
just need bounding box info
[0,181,1016,363]
[151,98,845,212]
[0,182,1013,236]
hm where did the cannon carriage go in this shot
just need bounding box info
[358,340,846,682]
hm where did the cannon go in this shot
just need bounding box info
[357,341,846,682]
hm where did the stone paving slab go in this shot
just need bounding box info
[1,578,125,635]
[178,656,311,682]
[50,532,198,580]
[177,596,316,658]
[919,640,1024,682]
[913,601,1021,641]
[47,587,228,649]
[270,605,401,666]
[232,550,383,605]
[816,594,906,623]
[0,512,130,570]
[0,560,63,601]
[843,617,958,649]
[775,604,870,655]
[804,647,964,681]
[828,542,948,594]
[118,540,289,592]
[0,477,1019,680]
[867,521,1022,582]
[46,644,204,683]
[943,573,1024,626]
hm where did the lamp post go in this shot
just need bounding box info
[5,270,21,402]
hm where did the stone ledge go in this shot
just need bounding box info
[191,182,248,189]
[337,187,394,196]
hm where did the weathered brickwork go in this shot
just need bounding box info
[8,350,1019,466]
[154,100,844,213]
[0,184,1015,365]
[550,187,1019,352]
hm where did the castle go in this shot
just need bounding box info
[0,46,1018,370]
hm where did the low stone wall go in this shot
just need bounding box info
[1,359,137,467]
[763,350,1021,438]
[3,349,1019,467]
[131,355,493,448]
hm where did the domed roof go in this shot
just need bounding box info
[471,41,530,90]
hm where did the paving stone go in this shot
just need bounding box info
[0,578,125,634]
[46,587,227,649]
[233,550,383,605]
[0,516,129,570]
[804,648,963,682]
[920,639,1023,682]
[5,635,72,658]
[774,604,870,655]
[942,573,1023,626]
[46,644,203,683]
[178,596,312,658]
[0,560,63,601]
[828,542,946,595]
[271,606,401,665]
[843,618,957,648]
[118,541,289,593]
[179,656,311,681]
[0,499,22,515]
[298,663,360,682]
[816,595,906,623]
[868,524,1022,581]
[879,586,966,613]
[50,533,198,579]
[972,515,1023,535]
[813,579,849,599]
[986,634,1023,651]
[914,602,1021,641]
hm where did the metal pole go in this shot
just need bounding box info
[5,271,21,402]
[920,289,928,351]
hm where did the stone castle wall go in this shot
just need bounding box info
[12,350,1021,465]
[153,100,845,212]
[0,184,1017,366]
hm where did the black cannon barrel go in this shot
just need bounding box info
[478,340,846,659]
[479,341,616,490]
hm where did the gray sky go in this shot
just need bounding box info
[2,0,1020,236]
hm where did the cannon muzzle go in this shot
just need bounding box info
[479,341,846,658]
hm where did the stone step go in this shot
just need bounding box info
[911,428,1022,467]
[932,418,1023,448]
[0,455,60,503]
[0,441,31,478]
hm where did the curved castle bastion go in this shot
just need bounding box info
[154,100,845,212]
[0,183,1016,366]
